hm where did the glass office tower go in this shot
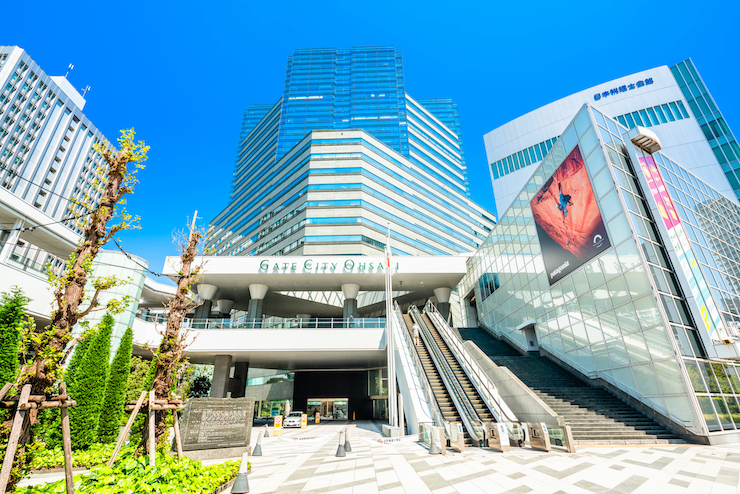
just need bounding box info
[209,46,492,258]
[460,104,740,443]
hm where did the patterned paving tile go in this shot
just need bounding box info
[26,421,740,494]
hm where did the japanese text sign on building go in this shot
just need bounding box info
[594,78,654,101]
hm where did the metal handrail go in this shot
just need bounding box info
[392,301,450,439]
[135,313,386,330]
[424,302,520,440]
[477,320,703,437]
[409,305,485,446]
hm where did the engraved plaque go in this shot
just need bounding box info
[179,397,254,451]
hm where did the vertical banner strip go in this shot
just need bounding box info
[638,156,726,341]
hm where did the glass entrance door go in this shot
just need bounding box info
[372,399,387,420]
[307,398,349,420]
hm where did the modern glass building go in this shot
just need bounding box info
[459,104,740,443]
[208,46,493,258]
[486,59,740,217]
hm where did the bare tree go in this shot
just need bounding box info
[3,129,147,487]
[143,215,208,453]
[18,129,148,394]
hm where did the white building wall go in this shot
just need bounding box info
[486,65,736,214]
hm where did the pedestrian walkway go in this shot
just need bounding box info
[238,421,740,494]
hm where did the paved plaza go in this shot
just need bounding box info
[238,421,740,494]
[17,420,740,493]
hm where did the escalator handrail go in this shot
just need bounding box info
[409,305,485,445]
[391,301,450,438]
[423,301,520,430]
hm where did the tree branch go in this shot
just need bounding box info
[76,286,104,319]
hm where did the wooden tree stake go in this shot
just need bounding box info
[172,408,183,460]
[108,390,147,467]
[0,385,31,494]
[0,383,12,402]
[59,382,74,494]
[148,390,156,467]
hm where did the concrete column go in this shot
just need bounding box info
[434,287,452,323]
[195,284,218,319]
[229,361,249,398]
[0,219,23,264]
[210,355,232,398]
[248,284,269,321]
[194,300,212,320]
[342,283,359,319]
[217,299,235,316]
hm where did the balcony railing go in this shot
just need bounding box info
[7,253,48,276]
[135,312,385,330]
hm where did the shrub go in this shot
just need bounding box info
[97,327,133,443]
[27,442,128,470]
[124,356,150,403]
[68,314,113,449]
[0,287,31,386]
[17,452,240,493]
[40,336,93,449]
[190,376,211,398]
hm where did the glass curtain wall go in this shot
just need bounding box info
[670,59,740,197]
[460,105,705,435]
[635,139,740,432]
[277,46,408,160]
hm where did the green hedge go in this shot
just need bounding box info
[0,287,30,386]
[27,442,127,470]
[97,327,133,443]
[69,314,113,449]
[17,452,240,494]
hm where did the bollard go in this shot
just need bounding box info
[263,424,269,438]
[335,430,346,457]
[343,427,352,453]
[231,448,251,493]
[252,429,263,457]
[428,428,440,455]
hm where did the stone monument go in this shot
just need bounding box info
[178,397,255,459]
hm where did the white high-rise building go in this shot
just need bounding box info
[486,59,740,216]
[0,47,147,351]
[0,45,108,273]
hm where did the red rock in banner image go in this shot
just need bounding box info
[531,146,603,261]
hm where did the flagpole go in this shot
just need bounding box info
[385,225,397,429]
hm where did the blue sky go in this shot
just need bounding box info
[4,0,739,279]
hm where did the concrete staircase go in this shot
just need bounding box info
[458,328,684,445]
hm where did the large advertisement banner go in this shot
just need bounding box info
[639,155,727,342]
[532,145,611,285]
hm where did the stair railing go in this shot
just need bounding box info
[409,305,486,446]
[392,301,450,439]
[423,301,521,440]
[478,320,703,437]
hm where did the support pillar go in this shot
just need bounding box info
[0,219,23,264]
[434,287,452,323]
[229,361,249,398]
[195,284,218,319]
[210,355,232,398]
[342,283,359,319]
[217,299,235,317]
[248,284,268,321]
[194,300,212,320]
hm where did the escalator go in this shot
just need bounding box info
[401,303,522,448]
[402,313,473,446]
[419,312,496,427]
